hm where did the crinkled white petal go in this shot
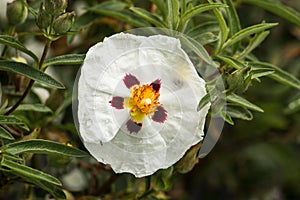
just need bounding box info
[77,32,210,177]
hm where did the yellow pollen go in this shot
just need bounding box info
[125,84,160,123]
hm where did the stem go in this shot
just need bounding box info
[4,39,51,116]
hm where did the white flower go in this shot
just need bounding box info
[76,32,209,177]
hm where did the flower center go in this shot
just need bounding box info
[125,84,160,123]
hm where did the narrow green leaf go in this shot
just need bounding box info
[251,67,274,79]
[30,179,66,199]
[223,0,241,36]
[186,21,219,37]
[43,54,85,68]
[0,115,24,125]
[179,36,213,65]
[227,105,253,120]
[0,61,64,89]
[227,93,264,112]
[194,32,218,46]
[166,0,180,29]
[182,3,226,23]
[250,61,300,90]
[1,158,61,186]
[237,31,270,59]
[88,2,149,27]
[15,104,52,113]
[0,126,14,140]
[197,93,211,111]
[217,55,247,69]
[3,139,88,157]
[223,23,278,49]
[130,7,166,28]
[208,0,229,52]
[241,0,300,26]
[0,35,38,62]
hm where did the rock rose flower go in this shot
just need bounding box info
[76,32,209,177]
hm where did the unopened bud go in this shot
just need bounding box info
[53,12,75,34]
[44,0,67,16]
[36,6,52,29]
[6,0,28,25]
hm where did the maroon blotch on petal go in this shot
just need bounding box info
[152,106,167,123]
[150,79,161,92]
[109,96,124,109]
[126,119,142,134]
[123,74,140,89]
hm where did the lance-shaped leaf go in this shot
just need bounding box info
[130,7,166,28]
[166,0,179,29]
[0,61,64,89]
[223,23,278,49]
[0,35,38,62]
[1,158,61,186]
[227,93,264,112]
[250,62,300,90]
[241,0,300,26]
[0,126,14,140]
[88,1,149,27]
[43,54,85,68]
[2,139,88,157]
[181,3,226,23]
[0,115,24,125]
[179,36,213,65]
[15,104,52,113]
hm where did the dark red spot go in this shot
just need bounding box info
[126,119,142,134]
[150,79,161,92]
[109,96,124,109]
[123,74,140,89]
[152,106,167,123]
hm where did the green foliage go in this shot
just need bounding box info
[0,0,300,199]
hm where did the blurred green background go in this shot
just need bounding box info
[0,0,300,199]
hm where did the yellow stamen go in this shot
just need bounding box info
[125,84,160,123]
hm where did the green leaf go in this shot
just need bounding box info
[0,35,38,62]
[167,0,180,29]
[223,0,241,36]
[250,61,300,90]
[43,54,85,68]
[197,93,211,111]
[227,105,253,120]
[88,1,149,27]
[182,3,226,23]
[15,104,52,113]
[251,67,275,79]
[241,0,300,26]
[0,115,24,125]
[194,32,218,46]
[237,31,270,59]
[223,23,278,49]
[208,0,229,52]
[1,158,61,186]
[227,93,264,112]
[130,7,166,28]
[2,139,88,157]
[30,179,66,199]
[179,36,213,65]
[0,61,64,89]
[0,126,14,140]
[217,55,247,69]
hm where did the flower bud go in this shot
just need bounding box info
[44,0,67,16]
[36,6,52,29]
[53,12,75,34]
[6,0,28,25]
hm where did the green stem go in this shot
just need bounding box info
[4,39,51,116]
